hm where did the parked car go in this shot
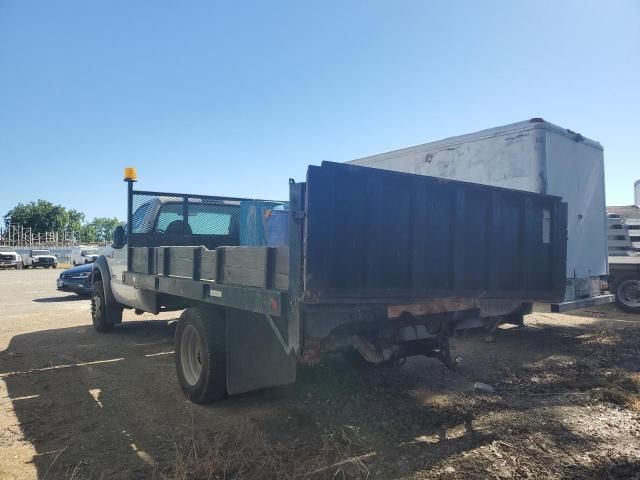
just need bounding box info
[57,263,93,296]
[72,247,100,266]
[23,249,58,269]
[0,251,23,269]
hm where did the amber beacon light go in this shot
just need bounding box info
[124,167,138,182]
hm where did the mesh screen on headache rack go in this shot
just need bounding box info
[128,191,262,249]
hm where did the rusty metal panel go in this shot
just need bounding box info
[303,161,567,303]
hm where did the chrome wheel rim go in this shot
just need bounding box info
[619,280,640,308]
[181,325,203,386]
[91,291,102,320]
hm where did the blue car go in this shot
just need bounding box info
[56,263,93,296]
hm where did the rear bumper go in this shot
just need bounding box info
[550,294,615,313]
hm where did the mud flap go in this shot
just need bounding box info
[226,309,297,395]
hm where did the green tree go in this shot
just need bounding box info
[81,217,123,243]
[4,200,85,233]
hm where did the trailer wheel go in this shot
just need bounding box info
[91,280,122,332]
[175,307,227,403]
[614,273,640,314]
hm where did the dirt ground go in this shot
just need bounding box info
[1,269,640,479]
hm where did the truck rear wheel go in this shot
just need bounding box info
[341,348,395,369]
[91,280,123,332]
[614,273,640,314]
[175,307,227,403]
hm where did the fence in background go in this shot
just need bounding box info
[0,246,75,265]
[0,224,83,247]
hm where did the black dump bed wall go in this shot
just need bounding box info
[302,162,567,303]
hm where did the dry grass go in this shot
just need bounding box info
[163,419,370,480]
[593,387,640,414]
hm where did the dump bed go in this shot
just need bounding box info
[300,162,567,303]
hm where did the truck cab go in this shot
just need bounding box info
[95,196,241,313]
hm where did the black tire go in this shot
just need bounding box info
[175,307,227,403]
[613,273,640,314]
[91,280,123,332]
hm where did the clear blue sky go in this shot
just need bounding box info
[1,1,638,222]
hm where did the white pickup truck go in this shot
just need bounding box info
[23,249,58,269]
[72,247,100,266]
[0,251,23,269]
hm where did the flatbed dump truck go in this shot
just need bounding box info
[92,162,568,403]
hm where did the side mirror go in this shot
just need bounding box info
[112,225,127,249]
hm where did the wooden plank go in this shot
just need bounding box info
[217,246,290,289]
[220,247,268,269]
[273,247,289,290]
[168,247,195,278]
[200,249,218,282]
[221,246,268,288]
[132,248,149,274]
[156,248,164,275]
[134,245,289,289]
[273,272,289,291]
[274,247,289,274]
[223,265,267,288]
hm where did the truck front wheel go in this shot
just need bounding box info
[91,280,123,332]
[614,273,640,314]
[175,307,227,403]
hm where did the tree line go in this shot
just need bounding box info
[4,199,123,244]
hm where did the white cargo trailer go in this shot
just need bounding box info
[348,118,612,311]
